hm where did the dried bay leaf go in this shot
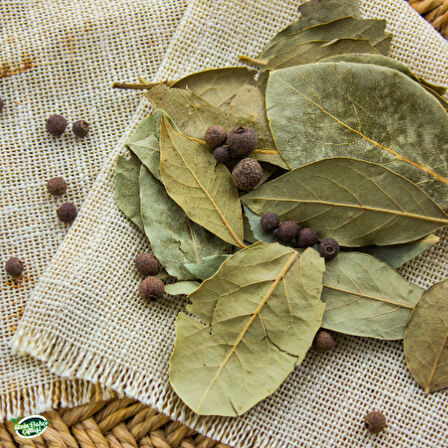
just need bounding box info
[404,280,448,393]
[184,254,231,281]
[361,234,440,268]
[264,0,360,51]
[243,206,276,244]
[159,118,245,248]
[322,252,422,339]
[165,281,200,296]
[260,18,390,63]
[242,158,448,247]
[145,84,276,152]
[170,244,325,416]
[266,62,448,206]
[172,67,257,108]
[114,153,144,232]
[139,165,230,280]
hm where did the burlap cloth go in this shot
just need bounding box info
[8,0,448,446]
[0,0,187,421]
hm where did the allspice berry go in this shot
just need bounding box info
[319,238,340,260]
[139,276,165,300]
[204,125,227,149]
[260,213,280,232]
[135,252,160,276]
[227,126,258,157]
[57,202,77,223]
[297,227,318,248]
[276,221,299,244]
[46,114,67,137]
[314,330,335,353]
[232,158,263,191]
[364,411,387,434]
[47,177,67,196]
[213,146,231,164]
[73,120,90,138]
[5,257,24,278]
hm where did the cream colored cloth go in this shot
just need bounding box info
[12,0,448,446]
[0,0,187,422]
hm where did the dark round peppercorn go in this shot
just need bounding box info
[364,411,387,434]
[5,257,24,277]
[47,177,67,196]
[297,227,318,248]
[232,158,263,191]
[135,252,160,276]
[314,330,335,353]
[319,238,340,260]
[260,213,280,232]
[46,114,67,137]
[57,202,77,223]
[204,125,227,149]
[227,126,258,157]
[276,221,299,244]
[213,146,231,164]
[73,120,90,138]
[139,276,165,300]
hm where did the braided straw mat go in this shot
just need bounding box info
[7,0,448,446]
[410,0,448,37]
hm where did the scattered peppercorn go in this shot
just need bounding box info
[260,213,280,232]
[5,257,24,277]
[139,276,165,300]
[57,202,77,223]
[47,177,67,196]
[204,125,227,149]
[297,227,318,248]
[135,252,160,276]
[319,238,340,260]
[232,158,263,191]
[364,411,387,434]
[0,98,4,112]
[213,146,231,164]
[314,330,336,353]
[73,120,90,138]
[276,221,299,244]
[227,126,258,157]
[46,114,67,137]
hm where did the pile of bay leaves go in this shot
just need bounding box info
[114,0,448,417]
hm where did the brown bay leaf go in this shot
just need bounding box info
[159,117,245,248]
[170,244,325,416]
[242,158,448,247]
[322,252,422,339]
[266,62,448,206]
[172,67,257,108]
[114,153,144,232]
[139,165,230,280]
[261,17,391,63]
[361,234,440,268]
[404,279,448,393]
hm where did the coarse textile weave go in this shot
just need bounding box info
[0,0,187,422]
[11,0,448,447]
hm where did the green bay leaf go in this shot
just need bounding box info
[322,252,422,339]
[404,279,448,393]
[242,158,448,247]
[243,206,276,243]
[159,117,245,248]
[184,254,231,281]
[361,234,440,268]
[114,153,144,232]
[165,281,200,296]
[266,62,448,206]
[170,244,325,416]
[139,165,230,280]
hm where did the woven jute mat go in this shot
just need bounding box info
[0,395,230,448]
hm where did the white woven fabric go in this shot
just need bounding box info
[11,0,448,446]
[0,0,187,422]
